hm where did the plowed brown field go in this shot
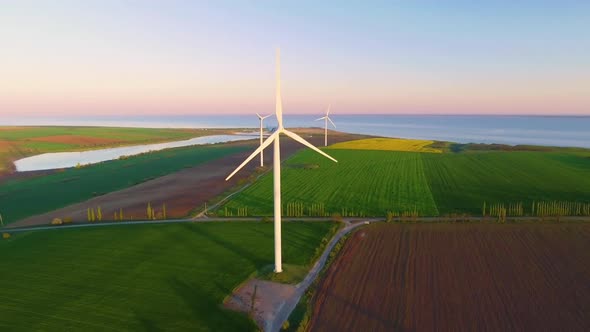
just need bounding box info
[309,223,590,332]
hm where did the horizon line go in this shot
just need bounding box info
[4,113,589,118]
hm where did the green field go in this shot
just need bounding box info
[0,126,230,173]
[0,221,334,331]
[219,148,590,217]
[422,151,590,214]
[220,149,440,217]
[0,143,249,224]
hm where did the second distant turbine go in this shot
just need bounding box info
[315,105,336,146]
[256,113,272,166]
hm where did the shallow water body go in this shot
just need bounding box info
[14,134,254,172]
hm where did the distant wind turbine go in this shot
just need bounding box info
[256,113,272,167]
[315,105,336,146]
[226,48,338,273]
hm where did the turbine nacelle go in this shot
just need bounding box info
[224,128,337,181]
[315,105,336,128]
[315,117,336,128]
[256,113,272,120]
[256,113,273,167]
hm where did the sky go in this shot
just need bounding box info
[1,0,589,116]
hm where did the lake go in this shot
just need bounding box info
[3,114,590,148]
[14,134,255,172]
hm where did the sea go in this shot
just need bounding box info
[2,114,589,149]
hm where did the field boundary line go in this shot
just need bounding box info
[193,167,272,219]
[192,150,302,219]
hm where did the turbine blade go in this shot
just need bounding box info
[327,117,336,128]
[315,117,326,121]
[275,48,283,128]
[262,114,272,120]
[256,113,262,119]
[283,129,338,163]
[225,132,279,180]
[326,104,331,116]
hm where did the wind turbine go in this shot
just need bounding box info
[315,105,336,146]
[225,48,338,273]
[256,113,272,167]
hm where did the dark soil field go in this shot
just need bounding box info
[309,223,590,332]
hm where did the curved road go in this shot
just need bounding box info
[266,220,373,332]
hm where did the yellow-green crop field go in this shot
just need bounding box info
[328,138,442,153]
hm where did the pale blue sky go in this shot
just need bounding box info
[1,1,589,115]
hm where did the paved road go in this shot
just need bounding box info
[3,218,197,233]
[4,215,589,233]
[2,217,344,233]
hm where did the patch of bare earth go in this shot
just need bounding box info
[0,140,13,152]
[0,127,30,131]
[27,135,123,145]
[224,279,296,330]
[8,130,367,227]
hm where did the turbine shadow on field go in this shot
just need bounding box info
[168,277,251,330]
[318,289,402,331]
[134,312,164,332]
[184,224,266,267]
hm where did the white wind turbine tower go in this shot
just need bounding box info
[226,48,338,273]
[255,113,272,167]
[315,105,336,146]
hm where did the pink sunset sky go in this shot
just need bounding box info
[1,1,589,116]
